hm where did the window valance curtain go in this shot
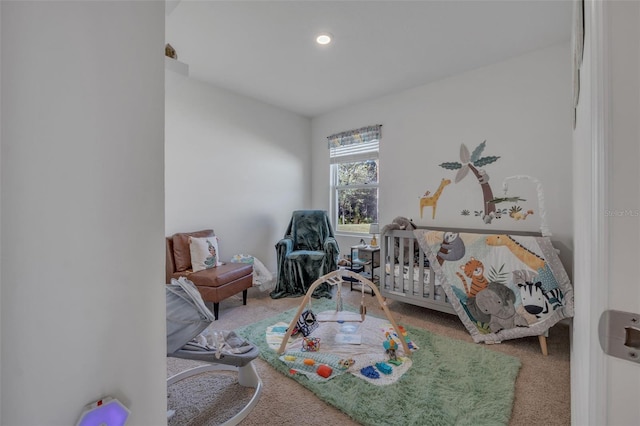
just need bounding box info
[327,125,381,164]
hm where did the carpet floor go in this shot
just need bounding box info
[236,300,521,426]
[167,284,571,425]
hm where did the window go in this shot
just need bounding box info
[328,125,381,234]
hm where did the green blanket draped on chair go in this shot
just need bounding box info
[270,210,339,299]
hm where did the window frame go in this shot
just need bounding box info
[330,149,379,236]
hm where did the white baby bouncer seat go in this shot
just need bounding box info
[166,277,262,425]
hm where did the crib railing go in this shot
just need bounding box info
[380,228,454,314]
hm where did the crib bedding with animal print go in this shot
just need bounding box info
[414,229,574,344]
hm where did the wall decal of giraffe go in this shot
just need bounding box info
[485,234,546,270]
[419,178,451,219]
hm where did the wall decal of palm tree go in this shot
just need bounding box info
[439,140,500,223]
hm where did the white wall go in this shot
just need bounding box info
[165,72,311,271]
[311,44,573,272]
[1,2,166,425]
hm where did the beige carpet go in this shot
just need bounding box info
[167,284,570,425]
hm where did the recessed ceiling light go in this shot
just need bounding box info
[316,33,332,45]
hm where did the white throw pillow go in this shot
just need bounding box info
[189,236,222,272]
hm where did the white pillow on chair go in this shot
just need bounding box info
[189,236,222,272]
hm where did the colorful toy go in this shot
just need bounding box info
[303,358,315,366]
[284,355,297,361]
[302,337,320,352]
[316,364,333,378]
[360,366,380,379]
[338,358,355,369]
[383,325,418,352]
[383,336,398,351]
[375,362,392,375]
[295,309,319,337]
[383,338,398,361]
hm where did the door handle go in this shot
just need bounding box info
[599,310,640,364]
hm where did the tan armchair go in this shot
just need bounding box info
[166,229,253,320]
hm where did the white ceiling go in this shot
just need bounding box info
[166,1,573,118]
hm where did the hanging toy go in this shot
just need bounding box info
[292,303,318,337]
[336,281,344,313]
[359,283,367,317]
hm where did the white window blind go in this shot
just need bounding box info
[329,141,379,164]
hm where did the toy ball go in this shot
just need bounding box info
[302,337,321,352]
[316,364,333,378]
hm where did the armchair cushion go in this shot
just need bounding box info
[287,250,326,260]
[185,263,253,288]
[172,229,214,272]
[189,235,222,272]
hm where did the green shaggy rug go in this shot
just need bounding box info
[237,300,521,426]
